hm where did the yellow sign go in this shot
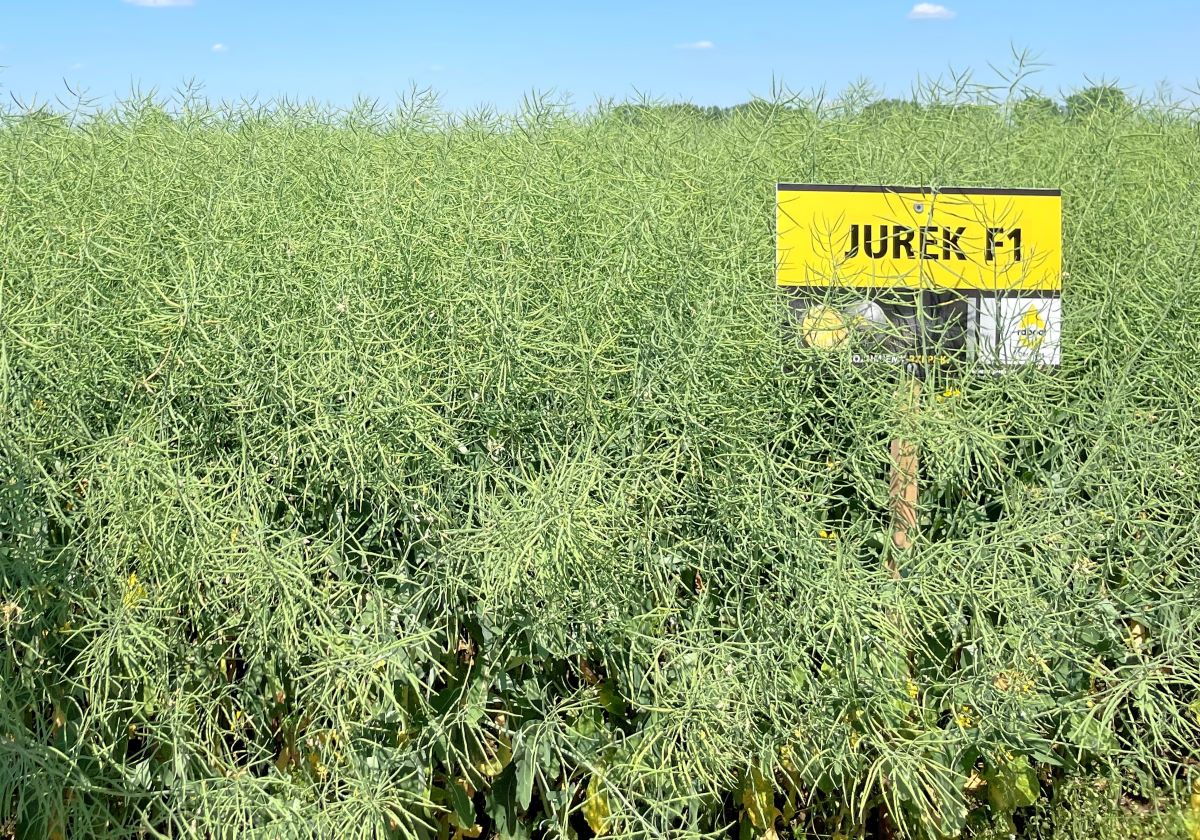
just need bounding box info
[776,185,1062,290]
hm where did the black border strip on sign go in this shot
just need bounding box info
[776,183,1061,197]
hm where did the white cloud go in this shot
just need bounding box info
[908,3,955,19]
[211,43,228,53]
[123,0,194,7]
[677,40,715,50]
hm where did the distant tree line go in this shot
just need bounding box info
[607,85,1133,124]
[607,100,778,124]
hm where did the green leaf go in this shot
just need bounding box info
[485,764,519,838]
[598,682,627,717]
[1068,710,1118,755]
[447,781,474,828]
[538,735,557,784]
[516,746,535,810]
[983,754,1039,813]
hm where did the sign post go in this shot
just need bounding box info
[888,379,920,559]
[776,183,1063,836]
[775,183,1063,550]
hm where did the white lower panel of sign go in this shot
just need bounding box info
[977,296,1061,366]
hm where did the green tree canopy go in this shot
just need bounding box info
[1066,84,1130,119]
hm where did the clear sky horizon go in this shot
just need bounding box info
[1,1,1197,112]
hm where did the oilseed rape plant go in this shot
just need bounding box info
[2,82,1200,838]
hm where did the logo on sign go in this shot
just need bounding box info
[1016,306,1048,351]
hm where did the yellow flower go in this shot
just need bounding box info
[123,572,147,608]
[819,529,838,541]
[994,671,1035,694]
[230,527,240,545]
[955,705,974,728]
[306,749,327,780]
[905,679,920,699]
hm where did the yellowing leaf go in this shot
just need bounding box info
[741,767,781,833]
[275,744,295,772]
[1188,779,1200,840]
[1126,619,1148,652]
[473,735,512,779]
[583,773,611,836]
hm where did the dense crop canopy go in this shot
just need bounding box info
[2,89,1199,838]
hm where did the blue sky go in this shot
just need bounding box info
[1,1,1197,111]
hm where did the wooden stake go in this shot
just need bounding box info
[888,377,921,569]
[881,375,922,838]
